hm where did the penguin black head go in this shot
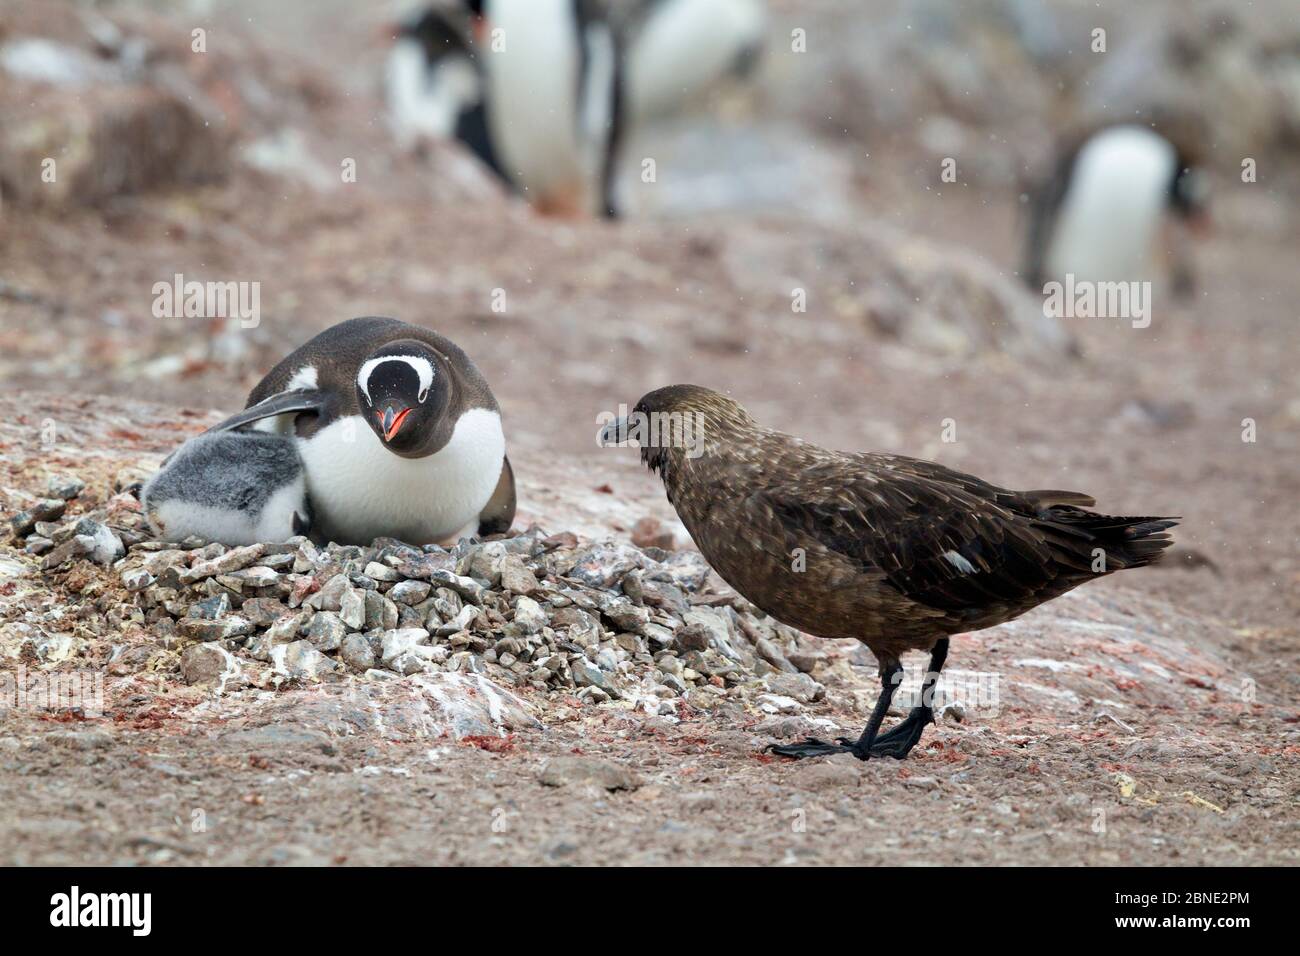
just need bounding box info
[1170,162,1210,225]
[403,6,472,60]
[355,340,451,456]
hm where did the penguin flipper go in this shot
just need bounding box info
[477,454,516,537]
[203,389,327,435]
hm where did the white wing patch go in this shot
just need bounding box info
[356,355,435,406]
[287,365,318,390]
[943,550,977,574]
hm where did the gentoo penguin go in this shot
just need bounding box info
[385,3,504,179]
[384,1,624,217]
[602,385,1176,761]
[466,0,625,218]
[207,317,515,547]
[1022,124,1209,291]
[623,0,766,122]
[141,431,311,546]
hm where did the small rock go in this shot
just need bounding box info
[538,756,642,791]
[673,622,711,652]
[786,650,824,674]
[940,701,969,724]
[435,604,479,637]
[305,611,347,652]
[387,651,429,675]
[241,598,290,626]
[572,659,619,697]
[340,633,376,672]
[121,567,155,592]
[339,586,366,630]
[306,573,350,611]
[188,594,232,620]
[178,616,254,642]
[603,600,649,632]
[40,535,93,570]
[395,551,457,580]
[631,516,676,550]
[180,643,241,687]
[231,566,279,588]
[272,640,337,682]
[380,627,431,664]
[756,693,803,715]
[512,596,547,634]
[362,588,397,630]
[363,561,398,582]
[568,543,643,588]
[498,554,537,594]
[263,610,309,645]
[660,551,711,591]
[427,569,484,604]
[765,671,825,704]
[388,579,431,605]
[35,633,78,663]
[47,475,86,500]
[72,520,124,564]
[181,544,267,584]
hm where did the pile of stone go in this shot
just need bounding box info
[4,474,827,718]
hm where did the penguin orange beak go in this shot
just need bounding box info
[377,405,412,442]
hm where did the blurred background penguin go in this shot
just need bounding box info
[383,0,767,218]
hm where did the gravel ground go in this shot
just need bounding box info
[0,0,1297,865]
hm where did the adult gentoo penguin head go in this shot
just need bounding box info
[604,384,1177,762]
[354,339,452,456]
[207,317,515,547]
[1022,123,1209,292]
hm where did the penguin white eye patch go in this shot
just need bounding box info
[357,355,436,405]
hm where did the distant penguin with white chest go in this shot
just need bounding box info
[1023,124,1209,292]
[207,317,515,547]
[465,0,626,218]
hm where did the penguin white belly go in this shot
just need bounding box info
[297,408,505,546]
[628,0,765,120]
[483,0,587,203]
[1045,126,1176,283]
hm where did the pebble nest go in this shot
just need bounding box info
[4,474,830,717]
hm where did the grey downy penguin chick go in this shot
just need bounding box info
[141,430,311,546]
